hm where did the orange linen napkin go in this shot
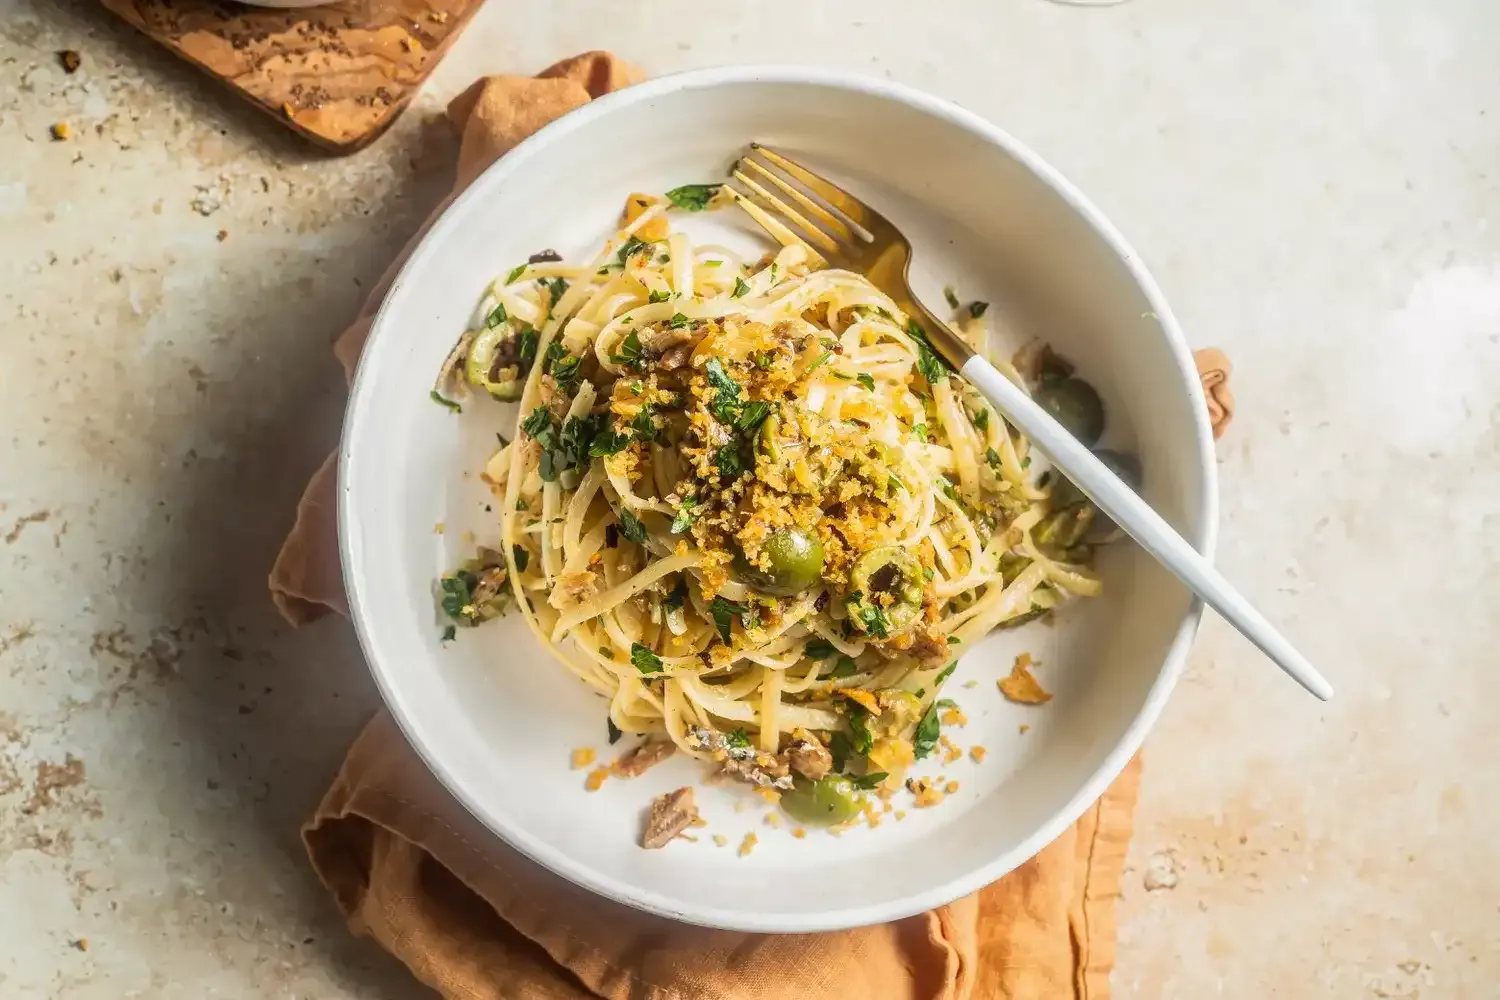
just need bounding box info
[272,52,1235,1000]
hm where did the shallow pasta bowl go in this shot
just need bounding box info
[339,66,1217,932]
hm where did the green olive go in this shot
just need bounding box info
[780,776,862,826]
[849,546,924,636]
[1034,377,1105,446]
[734,528,825,596]
[1050,449,1143,509]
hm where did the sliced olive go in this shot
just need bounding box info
[780,775,862,826]
[1035,504,1095,552]
[1050,449,1143,509]
[849,546,924,636]
[734,528,825,596]
[1034,377,1105,446]
[999,552,1029,586]
[464,323,532,401]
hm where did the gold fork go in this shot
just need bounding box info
[725,144,1333,701]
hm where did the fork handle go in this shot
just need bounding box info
[959,356,1333,702]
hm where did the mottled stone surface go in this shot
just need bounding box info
[1,1,1497,997]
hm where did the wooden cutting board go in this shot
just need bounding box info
[100,0,486,154]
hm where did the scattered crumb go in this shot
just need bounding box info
[59,51,81,73]
[583,766,610,791]
[689,816,708,828]
[738,832,759,857]
[962,679,978,689]
[791,827,806,839]
[281,102,297,119]
[433,521,445,534]
[906,777,946,808]
[970,746,988,763]
[216,229,228,243]
[50,122,70,141]
[881,800,892,813]
[755,787,781,804]
[842,689,881,714]
[939,704,968,726]
[764,812,782,829]
[894,810,907,821]
[1143,851,1179,891]
[72,938,88,952]
[569,747,597,770]
[461,530,476,544]
[944,781,959,795]
[712,834,728,847]
[429,9,449,22]
[867,813,883,829]
[1018,724,1031,735]
[998,653,1052,705]
[939,735,963,764]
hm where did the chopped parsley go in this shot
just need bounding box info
[429,389,462,413]
[630,642,663,674]
[714,444,746,479]
[439,570,477,622]
[707,596,745,644]
[588,428,630,457]
[944,286,961,309]
[735,400,772,433]
[969,300,990,318]
[804,638,837,660]
[611,330,644,370]
[440,624,456,643]
[732,276,751,298]
[913,423,928,443]
[808,351,834,372]
[512,545,529,573]
[615,236,653,268]
[725,727,752,749]
[856,372,876,392]
[542,277,569,304]
[947,635,961,645]
[665,183,721,211]
[916,345,947,385]
[935,662,957,685]
[617,508,647,544]
[662,574,688,611]
[670,496,698,534]
[850,772,888,790]
[973,408,991,433]
[630,405,659,442]
[847,705,875,755]
[985,447,1003,471]
[484,302,507,328]
[828,731,853,772]
[648,288,673,304]
[669,312,692,329]
[505,263,527,284]
[912,703,941,760]
[855,602,891,639]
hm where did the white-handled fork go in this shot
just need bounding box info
[725,143,1332,701]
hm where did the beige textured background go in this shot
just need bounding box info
[1,1,1497,997]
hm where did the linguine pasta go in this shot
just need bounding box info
[434,189,1107,820]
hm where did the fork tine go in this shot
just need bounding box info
[738,158,860,247]
[749,144,873,230]
[723,186,829,267]
[731,168,842,254]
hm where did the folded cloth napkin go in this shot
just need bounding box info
[270,52,1235,1000]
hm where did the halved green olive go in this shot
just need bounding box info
[1034,504,1095,551]
[849,546,924,636]
[734,528,825,596]
[1034,377,1105,446]
[780,775,862,826]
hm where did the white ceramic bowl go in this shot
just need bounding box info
[339,67,1217,932]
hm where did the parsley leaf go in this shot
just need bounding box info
[917,345,947,385]
[505,263,527,284]
[850,772,888,790]
[708,596,744,644]
[670,496,698,534]
[439,570,476,623]
[648,288,672,304]
[429,389,462,413]
[913,703,941,760]
[725,727,752,749]
[828,731,853,773]
[732,276,750,298]
[520,406,553,441]
[855,602,891,639]
[516,326,540,372]
[735,400,772,433]
[947,635,961,645]
[803,638,837,661]
[973,408,990,433]
[611,330,644,370]
[542,277,569,305]
[588,428,631,457]
[856,373,876,392]
[630,405,658,442]
[669,312,691,329]
[665,183,721,211]
[617,508,647,544]
[714,444,745,479]
[830,656,858,678]
[935,662,957,685]
[630,642,664,674]
[912,423,929,443]
[662,575,688,611]
[616,236,652,268]
[847,706,875,755]
[485,302,508,328]
[985,447,1003,471]
[512,545,529,573]
[807,350,834,372]
[943,286,961,309]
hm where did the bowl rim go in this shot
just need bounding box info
[338,64,1220,932]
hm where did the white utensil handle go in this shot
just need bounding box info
[960,356,1333,701]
